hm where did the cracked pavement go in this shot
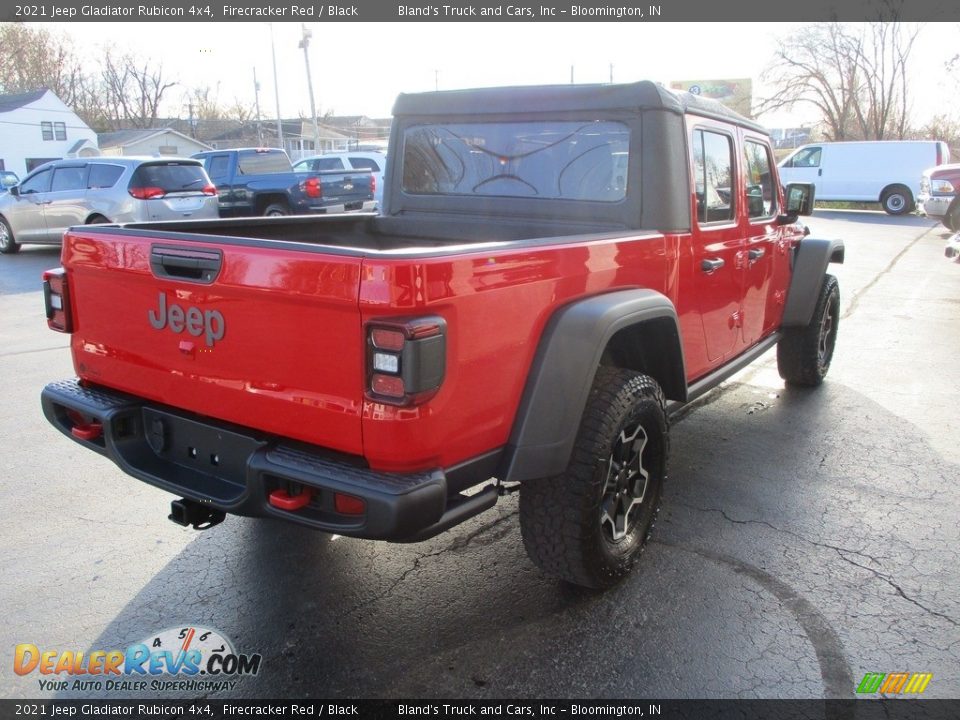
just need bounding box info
[1,210,958,699]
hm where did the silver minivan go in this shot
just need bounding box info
[0,157,219,254]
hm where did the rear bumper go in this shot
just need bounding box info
[40,378,487,541]
[308,200,377,214]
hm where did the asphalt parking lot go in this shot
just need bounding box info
[2,211,958,700]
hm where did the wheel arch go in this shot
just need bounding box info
[255,194,289,215]
[782,237,845,327]
[499,288,686,483]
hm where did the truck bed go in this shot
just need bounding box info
[116,213,630,255]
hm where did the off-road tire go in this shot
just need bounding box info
[0,217,19,254]
[263,203,290,217]
[777,274,840,386]
[519,367,668,589]
[880,185,914,216]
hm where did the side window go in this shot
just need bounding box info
[206,155,230,180]
[51,166,88,192]
[88,164,125,189]
[787,147,821,168]
[315,158,346,171]
[743,141,778,219]
[20,168,52,194]
[693,129,734,224]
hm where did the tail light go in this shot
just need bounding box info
[43,268,73,333]
[301,176,322,199]
[370,174,376,197]
[129,186,166,199]
[366,317,446,405]
[202,184,217,196]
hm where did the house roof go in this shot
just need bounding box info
[98,128,211,150]
[0,89,49,113]
[67,139,94,154]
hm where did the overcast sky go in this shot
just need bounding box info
[45,21,960,129]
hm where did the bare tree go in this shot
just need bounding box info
[100,50,176,129]
[759,21,921,141]
[0,24,84,105]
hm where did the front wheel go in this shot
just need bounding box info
[519,367,668,589]
[881,185,914,215]
[0,217,19,254]
[777,274,840,387]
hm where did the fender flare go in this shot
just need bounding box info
[499,289,685,483]
[781,237,845,327]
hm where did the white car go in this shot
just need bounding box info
[294,151,386,208]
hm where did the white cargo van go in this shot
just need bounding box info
[778,140,950,215]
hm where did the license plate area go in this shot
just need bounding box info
[140,407,266,502]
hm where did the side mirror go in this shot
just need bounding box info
[9,185,19,197]
[777,182,815,224]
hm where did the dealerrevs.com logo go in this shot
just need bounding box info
[15,626,262,694]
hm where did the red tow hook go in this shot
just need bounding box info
[71,421,103,442]
[268,487,313,511]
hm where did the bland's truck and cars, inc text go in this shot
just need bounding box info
[40,82,842,589]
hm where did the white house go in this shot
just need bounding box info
[0,89,99,178]
[98,128,212,158]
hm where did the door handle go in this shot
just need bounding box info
[701,258,725,273]
[818,169,822,176]
[748,248,765,262]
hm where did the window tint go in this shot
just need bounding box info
[236,151,292,175]
[401,121,630,202]
[51,166,88,192]
[206,155,230,180]
[788,147,821,168]
[693,130,734,223]
[54,122,67,141]
[20,168,52,194]
[41,122,53,141]
[349,157,381,172]
[313,157,346,171]
[88,164,125,189]
[130,163,210,193]
[743,141,778,219]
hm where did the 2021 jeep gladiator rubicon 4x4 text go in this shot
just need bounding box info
[41,82,843,588]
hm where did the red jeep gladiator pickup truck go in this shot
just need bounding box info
[41,82,843,588]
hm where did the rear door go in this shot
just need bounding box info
[64,232,366,455]
[690,123,743,364]
[44,164,90,240]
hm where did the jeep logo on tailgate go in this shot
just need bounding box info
[148,292,225,347]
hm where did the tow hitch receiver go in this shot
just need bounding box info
[168,498,225,530]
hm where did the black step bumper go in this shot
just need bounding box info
[40,379,495,541]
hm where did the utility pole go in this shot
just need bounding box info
[188,102,195,138]
[609,63,613,84]
[298,24,321,155]
[269,23,284,151]
[253,67,263,145]
[434,69,439,91]
[570,65,574,84]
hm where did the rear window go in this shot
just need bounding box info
[401,121,630,202]
[349,157,382,172]
[237,152,292,175]
[130,163,210,193]
[88,164,125,189]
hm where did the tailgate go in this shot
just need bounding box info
[321,171,374,205]
[63,229,365,455]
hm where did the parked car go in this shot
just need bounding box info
[1,171,18,192]
[0,157,219,254]
[193,148,375,217]
[779,140,951,215]
[293,151,386,207]
[918,163,960,230]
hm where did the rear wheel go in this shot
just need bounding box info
[943,198,960,232]
[263,203,290,217]
[880,185,914,215]
[519,367,668,589]
[777,274,840,387]
[86,214,110,224]
[0,217,19,254]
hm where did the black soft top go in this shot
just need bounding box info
[392,80,767,135]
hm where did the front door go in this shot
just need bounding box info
[44,164,90,242]
[7,167,52,243]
